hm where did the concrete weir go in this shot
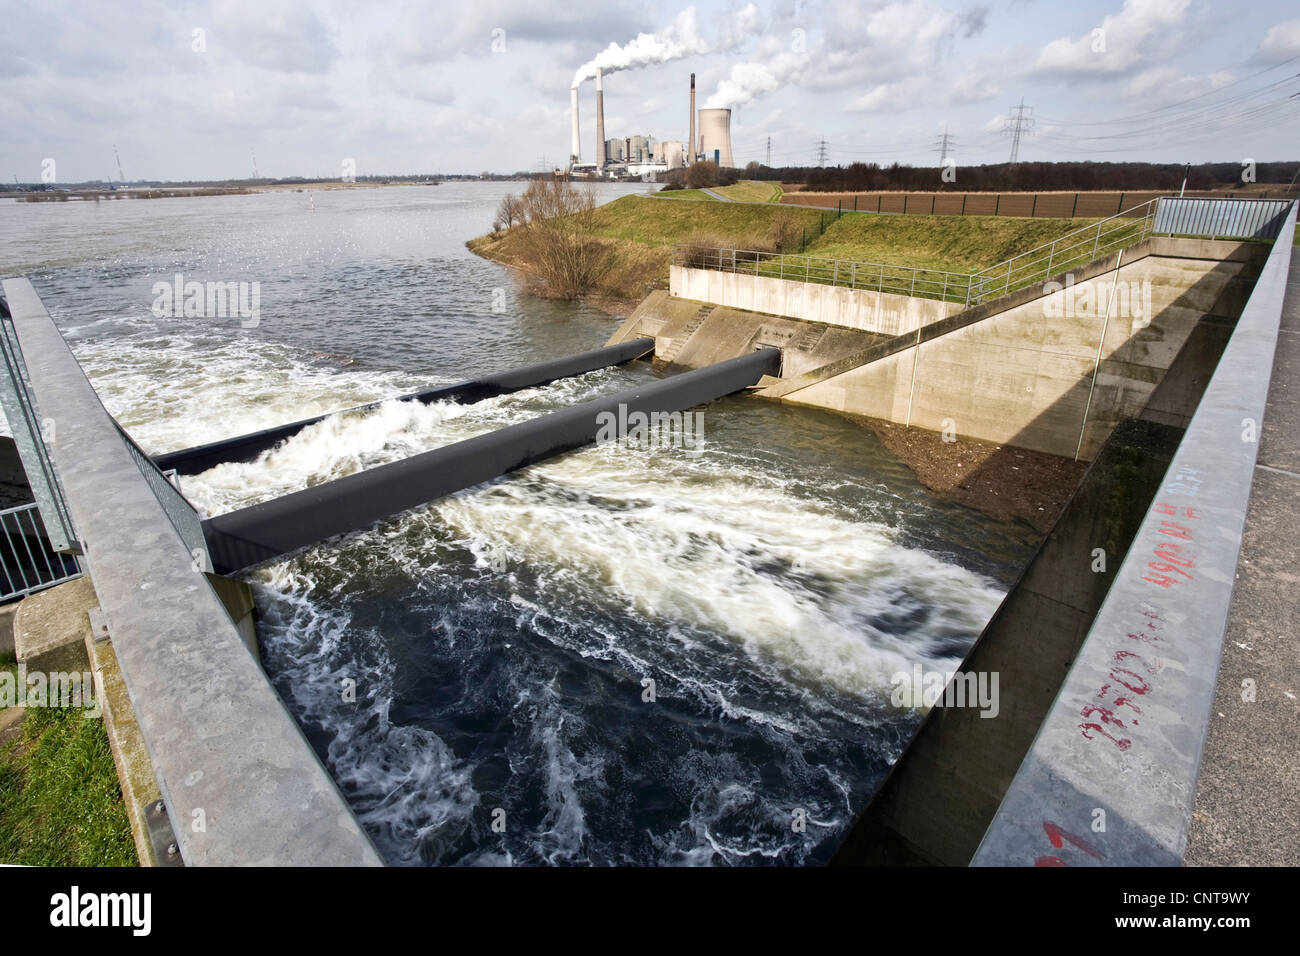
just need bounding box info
[203,347,780,574]
[156,337,655,475]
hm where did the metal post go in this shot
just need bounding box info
[1046,240,1055,278]
[850,261,856,289]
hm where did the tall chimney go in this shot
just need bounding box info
[595,68,606,173]
[688,73,696,165]
[570,87,581,165]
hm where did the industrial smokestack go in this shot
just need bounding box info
[688,73,696,165]
[570,87,581,165]
[595,68,606,173]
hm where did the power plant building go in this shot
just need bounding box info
[696,108,734,168]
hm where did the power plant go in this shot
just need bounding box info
[696,108,733,168]
[567,70,734,178]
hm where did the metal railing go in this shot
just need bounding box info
[964,199,1159,306]
[678,196,1296,314]
[0,501,82,600]
[673,245,973,304]
[113,421,210,571]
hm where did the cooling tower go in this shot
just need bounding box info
[688,74,696,165]
[697,109,733,168]
[570,87,581,164]
[661,141,685,169]
[595,68,606,172]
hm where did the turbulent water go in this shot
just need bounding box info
[0,184,1037,865]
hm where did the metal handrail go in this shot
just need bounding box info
[676,196,1291,313]
[0,500,82,600]
[965,199,1159,306]
[672,245,973,304]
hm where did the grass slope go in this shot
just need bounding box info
[806,213,1109,272]
[0,653,136,866]
[712,180,783,203]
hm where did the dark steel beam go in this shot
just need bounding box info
[203,348,780,573]
[154,337,655,475]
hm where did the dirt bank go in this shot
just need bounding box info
[855,418,1088,533]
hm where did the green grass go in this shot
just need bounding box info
[805,212,1111,273]
[0,652,137,866]
[587,195,822,247]
[712,180,783,203]
[652,188,719,201]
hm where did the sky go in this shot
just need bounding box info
[2,0,1298,183]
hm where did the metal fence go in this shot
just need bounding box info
[114,421,210,570]
[0,501,82,600]
[965,199,1159,306]
[678,196,1296,313]
[1153,197,1292,241]
[674,246,974,304]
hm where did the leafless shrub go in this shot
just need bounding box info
[514,179,608,299]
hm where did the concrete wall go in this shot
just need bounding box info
[973,202,1297,867]
[607,290,889,380]
[777,248,1260,460]
[670,265,962,336]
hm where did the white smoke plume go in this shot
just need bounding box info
[706,43,810,109]
[570,5,760,89]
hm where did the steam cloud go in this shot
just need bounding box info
[705,49,810,109]
[570,5,760,89]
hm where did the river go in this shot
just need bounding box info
[0,183,1038,865]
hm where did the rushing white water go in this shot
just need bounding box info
[0,184,1036,865]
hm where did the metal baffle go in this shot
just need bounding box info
[155,337,655,476]
[0,293,79,553]
[204,348,781,574]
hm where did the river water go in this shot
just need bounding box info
[0,183,1038,865]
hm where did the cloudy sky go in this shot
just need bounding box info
[3,0,1298,182]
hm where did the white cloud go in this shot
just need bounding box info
[1258,18,1300,60]
[1033,0,1190,77]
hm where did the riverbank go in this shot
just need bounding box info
[855,417,1088,533]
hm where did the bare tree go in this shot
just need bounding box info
[514,180,607,299]
[493,193,524,233]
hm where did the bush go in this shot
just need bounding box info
[514,180,609,299]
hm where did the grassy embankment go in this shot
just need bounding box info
[0,652,136,866]
[653,188,719,201]
[711,180,783,203]
[469,192,1107,309]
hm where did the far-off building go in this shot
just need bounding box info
[696,108,733,168]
